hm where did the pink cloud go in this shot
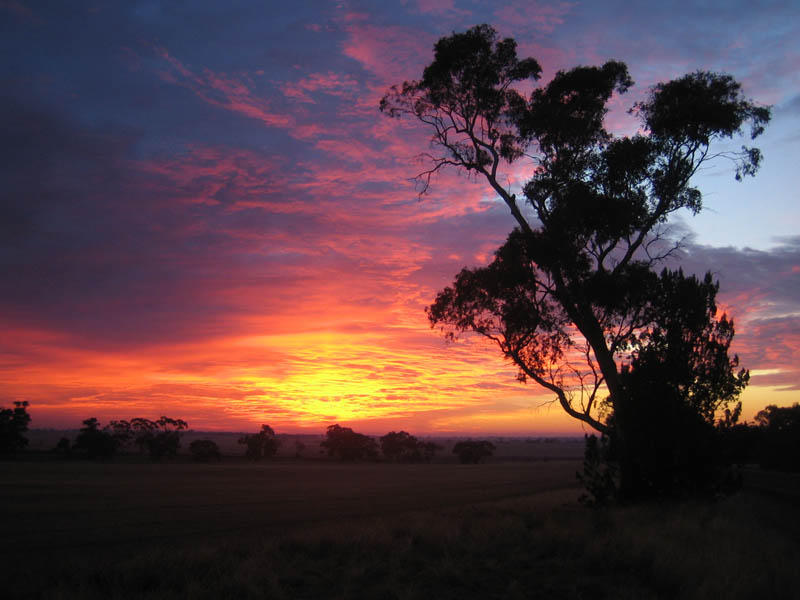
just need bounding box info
[155,47,293,129]
[280,71,360,104]
[340,23,434,85]
[494,1,574,35]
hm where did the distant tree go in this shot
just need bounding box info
[238,424,280,461]
[124,416,188,460]
[126,418,155,454]
[0,401,31,454]
[380,431,420,462]
[146,416,188,460]
[755,403,800,471]
[73,418,119,459]
[189,439,222,462]
[418,440,443,463]
[380,431,443,463]
[294,439,306,458]
[715,422,760,469]
[382,24,768,500]
[53,436,72,457]
[321,424,378,461]
[452,440,496,464]
[106,419,134,448]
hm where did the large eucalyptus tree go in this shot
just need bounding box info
[382,25,769,498]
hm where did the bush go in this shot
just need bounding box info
[189,439,222,462]
[755,403,800,471]
[238,425,280,460]
[379,431,441,463]
[0,401,31,454]
[73,418,119,459]
[321,424,378,461]
[452,440,495,464]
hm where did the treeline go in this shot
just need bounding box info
[718,403,800,472]
[0,404,499,464]
[7,402,798,471]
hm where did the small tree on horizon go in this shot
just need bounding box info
[189,439,222,462]
[0,401,31,455]
[73,417,119,459]
[380,430,443,463]
[452,440,496,464]
[321,424,378,461]
[239,424,280,460]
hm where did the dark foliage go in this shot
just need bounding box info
[105,416,188,459]
[73,417,119,459]
[189,439,222,462]
[577,434,617,506]
[321,424,378,461]
[452,440,496,464]
[383,24,770,501]
[238,424,280,460]
[53,436,72,457]
[380,430,442,463]
[0,401,31,454]
[755,403,800,471]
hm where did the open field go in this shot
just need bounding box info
[0,459,580,557]
[2,458,799,599]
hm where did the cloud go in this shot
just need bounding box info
[280,71,360,104]
[669,238,800,390]
[155,46,293,129]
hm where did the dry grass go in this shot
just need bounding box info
[2,460,798,599]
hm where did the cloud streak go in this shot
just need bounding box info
[1,0,798,433]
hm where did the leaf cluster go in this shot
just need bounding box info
[0,401,31,454]
[379,430,441,463]
[321,424,378,461]
[238,424,280,460]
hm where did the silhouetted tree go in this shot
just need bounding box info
[189,439,222,462]
[238,424,280,460]
[53,436,72,457]
[380,431,443,463]
[321,424,378,461]
[0,401,31,454]
[755,403,800,471]
[121,416,188,460]
[106,419,134,448]
[73,418,119,459]
[380,430,419,462]
[452,440,496,464]
[382,24,769,500]
[420,441,443,463]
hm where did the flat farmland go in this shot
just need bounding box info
[0,459,580,558]
[4,459,800,599]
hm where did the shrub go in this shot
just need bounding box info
[189,439,222,462]
[452,440,495,464]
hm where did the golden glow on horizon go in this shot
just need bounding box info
[4,316,791,434]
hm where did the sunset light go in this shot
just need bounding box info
[2,1,798,436]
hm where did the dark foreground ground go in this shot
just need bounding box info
[2,458,799,599]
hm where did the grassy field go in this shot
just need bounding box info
[2,458,799,599]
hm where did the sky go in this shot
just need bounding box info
[2,0,799,435]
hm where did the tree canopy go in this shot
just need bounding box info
[321,424,378,461]
[379,430,441,463]
[452,440,496,464]
[382,24,769,499]
[0,401,31,454]
[239,424,280,460]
